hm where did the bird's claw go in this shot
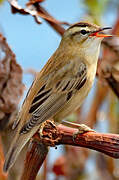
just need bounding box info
[62,120,95,133]
[76,124,95,134]
[72,123,95,143]
[61,120,95,143]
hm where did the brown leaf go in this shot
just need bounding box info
[0,33,24,130]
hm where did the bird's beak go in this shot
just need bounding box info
[90,27,112,38]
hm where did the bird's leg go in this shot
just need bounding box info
[61,120,95,134]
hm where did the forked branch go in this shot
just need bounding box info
[21,120,119,180]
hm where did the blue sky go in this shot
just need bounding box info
[0,0,84,70]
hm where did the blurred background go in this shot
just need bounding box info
[0,0,119,180]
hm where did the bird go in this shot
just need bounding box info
[3,22,112,172]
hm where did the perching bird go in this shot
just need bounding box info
[3,22,112,172]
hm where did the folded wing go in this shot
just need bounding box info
[20,61,87,134]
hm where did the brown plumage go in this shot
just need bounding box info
[3,22,111,172]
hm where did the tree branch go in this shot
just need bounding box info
[34,4,65,35]
[21,120,119,180]
[20,140,48,180]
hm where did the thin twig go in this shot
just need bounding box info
[35,4,66,35]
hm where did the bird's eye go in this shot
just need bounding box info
[80,29,87,35]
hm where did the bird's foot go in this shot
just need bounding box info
[62,120,95,134]
[75,123,95,134]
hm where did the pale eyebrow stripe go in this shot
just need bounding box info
[68,23,90,30]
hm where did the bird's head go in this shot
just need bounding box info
[61,22,112,62]
[62,22,112,48]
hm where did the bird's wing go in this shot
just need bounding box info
[3,61,87,172]
[20,61,87,134]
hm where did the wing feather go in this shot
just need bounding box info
[20,61,87,134]
[20,94,67,134]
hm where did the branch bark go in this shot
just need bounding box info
[20,140,48,180]
[21,120,119,180]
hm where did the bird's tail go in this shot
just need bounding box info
[3,126,38,172]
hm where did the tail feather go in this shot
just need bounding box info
[3,126,39,172]
[3,145,17,172]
